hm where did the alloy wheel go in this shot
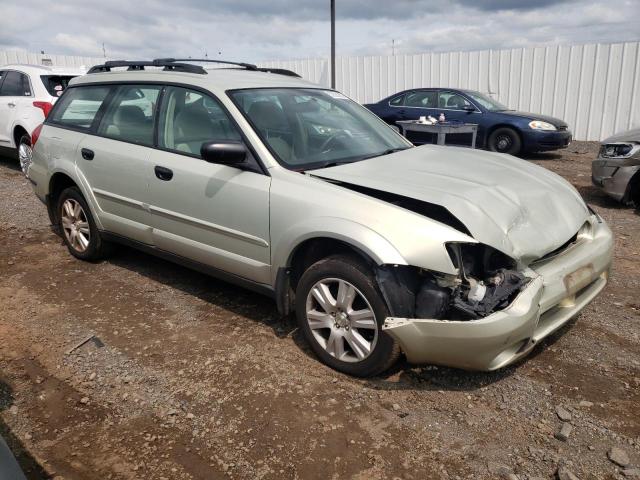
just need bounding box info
[61,199,91,253]
[18,141,33,177]
[305,278,378,363]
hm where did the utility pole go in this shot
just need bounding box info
[330,0,336,89]
[392,39,395,56]
[102,43,106,58]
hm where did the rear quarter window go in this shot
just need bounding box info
[49,86,111,130]
[40,75,77,97]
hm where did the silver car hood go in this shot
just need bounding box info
[311,145,589,263]
[602,127,640,143]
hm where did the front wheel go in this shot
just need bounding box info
[18,134,32,177]
[295,255,400,377]
[488,127,522,155]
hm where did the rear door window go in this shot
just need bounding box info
[97,85,161,146]
[405,90,437,108]
[40,75,77,97]
[0,71,31,96]
[389,94,404,106]
[49,86,111,130]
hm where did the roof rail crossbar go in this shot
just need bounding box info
[87,60,207,75]
[156,58,301,77]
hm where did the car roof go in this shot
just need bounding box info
[70,67,321,93]
[0,64,84,76]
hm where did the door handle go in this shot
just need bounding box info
[7,102,16,108]
[81,148,94,160]
[154,166,173,181]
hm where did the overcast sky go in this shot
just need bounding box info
[1,0,639,62]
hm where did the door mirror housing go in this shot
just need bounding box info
[462,104,476,112]
[201,141,247,165]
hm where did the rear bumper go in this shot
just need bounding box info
[383,216,613,371]
[523,130,572,152]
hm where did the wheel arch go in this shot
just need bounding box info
[485,122,524,142]
[47,172,80,228]
[273,226,408,316]
[13,124,29,148]
[624,168,640,206]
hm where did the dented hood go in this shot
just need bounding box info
[311,145,589,263]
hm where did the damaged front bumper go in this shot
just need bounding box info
[382,216,613,371]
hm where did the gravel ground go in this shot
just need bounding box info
[0,142,638,480]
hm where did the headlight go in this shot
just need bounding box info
[529,120,557,131]
[600,143,636,158]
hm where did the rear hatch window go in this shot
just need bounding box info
[40,75,77,97]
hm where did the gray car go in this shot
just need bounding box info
[26,59,613,377]
[592,127,640,207]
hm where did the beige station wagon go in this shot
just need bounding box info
[27,59,613,377]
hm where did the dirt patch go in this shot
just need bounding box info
[0,143,639,479]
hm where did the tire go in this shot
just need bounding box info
[488,127,522,155]
[17,133,32,177]
[295,254,400,377]
[57,187,111,261]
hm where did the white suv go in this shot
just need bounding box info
[0,64,82,173]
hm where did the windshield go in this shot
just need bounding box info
[464,91,510,111]
[229,88,411,170]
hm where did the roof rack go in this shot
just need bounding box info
[156,58,301,78]
[87,58,301,78]
[87,60,207,75]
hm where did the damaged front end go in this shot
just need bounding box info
[379,214,612,371]
[376,242,529,322]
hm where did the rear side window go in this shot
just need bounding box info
[405,91,437,108]
[0,71,31,96]
[97,85,161,146]
[40,75,76,97]
[389,94,404,106]
[158,86,241,157]
[49,86,111,130]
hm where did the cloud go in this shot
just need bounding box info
[0,0,638,62]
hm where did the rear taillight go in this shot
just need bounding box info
[33,101,53,118]
[31,124,43,147]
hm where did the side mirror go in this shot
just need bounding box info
[201,141,247,165]
[463,104,476,112]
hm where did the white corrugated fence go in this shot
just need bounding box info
[2,42,639,141]
[0,50,106,70]
[260,41,640,142]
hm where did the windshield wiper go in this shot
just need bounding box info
[304,160,356,171]
[360,147,410,160]
[302,147,410,171]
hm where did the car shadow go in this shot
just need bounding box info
[0,378,49,479]
[576,185,630,210]
[0,151,20,172]
[519,151,563,161]
[106,245,297,339]
[102,244,580,393]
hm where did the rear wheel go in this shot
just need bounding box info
[488,127,522,155]
[57,187,111,261]
[295,255,399,377]
[18,133,32,177]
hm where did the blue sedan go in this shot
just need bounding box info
[364,88,572,155]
